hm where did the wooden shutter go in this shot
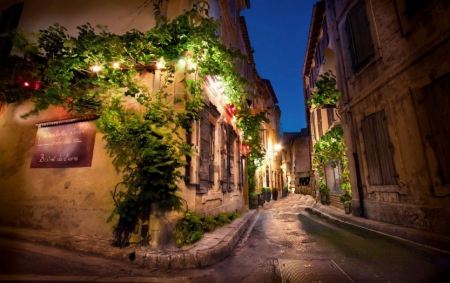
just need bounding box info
[347,0,374,71]
[199,106,214,193]
[361,110,397,185]
[220,123,236,192]
[421,74,450,184]
[229,129,236,191]
[0,2,23,56]
[327,108,335,127]
[221,124,228,192]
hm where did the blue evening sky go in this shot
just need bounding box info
[241,0,319,133]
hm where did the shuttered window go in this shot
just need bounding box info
[0,2,23,56]
[361,110,397,185]
[198,103,220,193]
[346,0,374,72]
[404,0,430,18]
[420,74,450,184]
[221,123,237,192]
[199,106,214,193]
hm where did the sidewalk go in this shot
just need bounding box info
[0,208,260,270]
[311,201,450,253]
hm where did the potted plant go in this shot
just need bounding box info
[264,187,271,202]
[272,187,278,201]
[250,191,260,209]
[340,191,352,214]
[258,190,265,206]
[319,185,330,204]
[282,186,289,198]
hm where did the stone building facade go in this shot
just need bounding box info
[0,0,272,248]
[253,78,282,193]
[280,129,312,194]
[303,0,450,236]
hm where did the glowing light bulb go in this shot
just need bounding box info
[112,62,120,68]
[91,65,101,72]
[23,81,30,87]
[156,58,166,70]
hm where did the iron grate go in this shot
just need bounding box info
[278,259,354,283]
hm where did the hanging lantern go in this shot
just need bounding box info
[226,104,236,116]
[241,143,250,156]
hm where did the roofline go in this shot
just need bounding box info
[302,0,326,77]
[262,78,278,104]
[239,16,255,67]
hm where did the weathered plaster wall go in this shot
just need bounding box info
[0,102,121,237]
[335,0,450,235]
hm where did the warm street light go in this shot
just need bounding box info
[274,144,281,151]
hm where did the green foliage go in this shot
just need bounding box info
[313,125,351,198]
[272,187,278,192]
[0,1,268,248]
[174,211,204,247]
[261,187,270,192]
[340,190,352,204]
[247,153,264,202]
[319,184,330,195]
[174,211,242,247]
[282,186,289,191]
[236,107,269,157]
[307,71,341,109]
[202,216,217,232]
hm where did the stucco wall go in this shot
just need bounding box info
[0,102,121,237]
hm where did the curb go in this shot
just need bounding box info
[135,208,260,269]
[0,208,261,270]
[311,203,450,253]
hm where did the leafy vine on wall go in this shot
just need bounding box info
[0,1,268,247]
[307,71,341,110]
[313,125,351,200]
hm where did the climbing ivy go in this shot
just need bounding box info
[307,71,341,110]
[0,1,268,247]
[313,125,351,200]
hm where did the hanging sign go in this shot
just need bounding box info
[30,116,97,168]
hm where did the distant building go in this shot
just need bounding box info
[280,129,311,194]
[303,0,450,236]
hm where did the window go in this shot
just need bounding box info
[418,73,450,184]
[198,103,219,193]
[361,110,397,186]
[0,2,23,56]
[221,123,237,192]
[394,0,435,35]
[404,0,430,18]
[346,0,374,72]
